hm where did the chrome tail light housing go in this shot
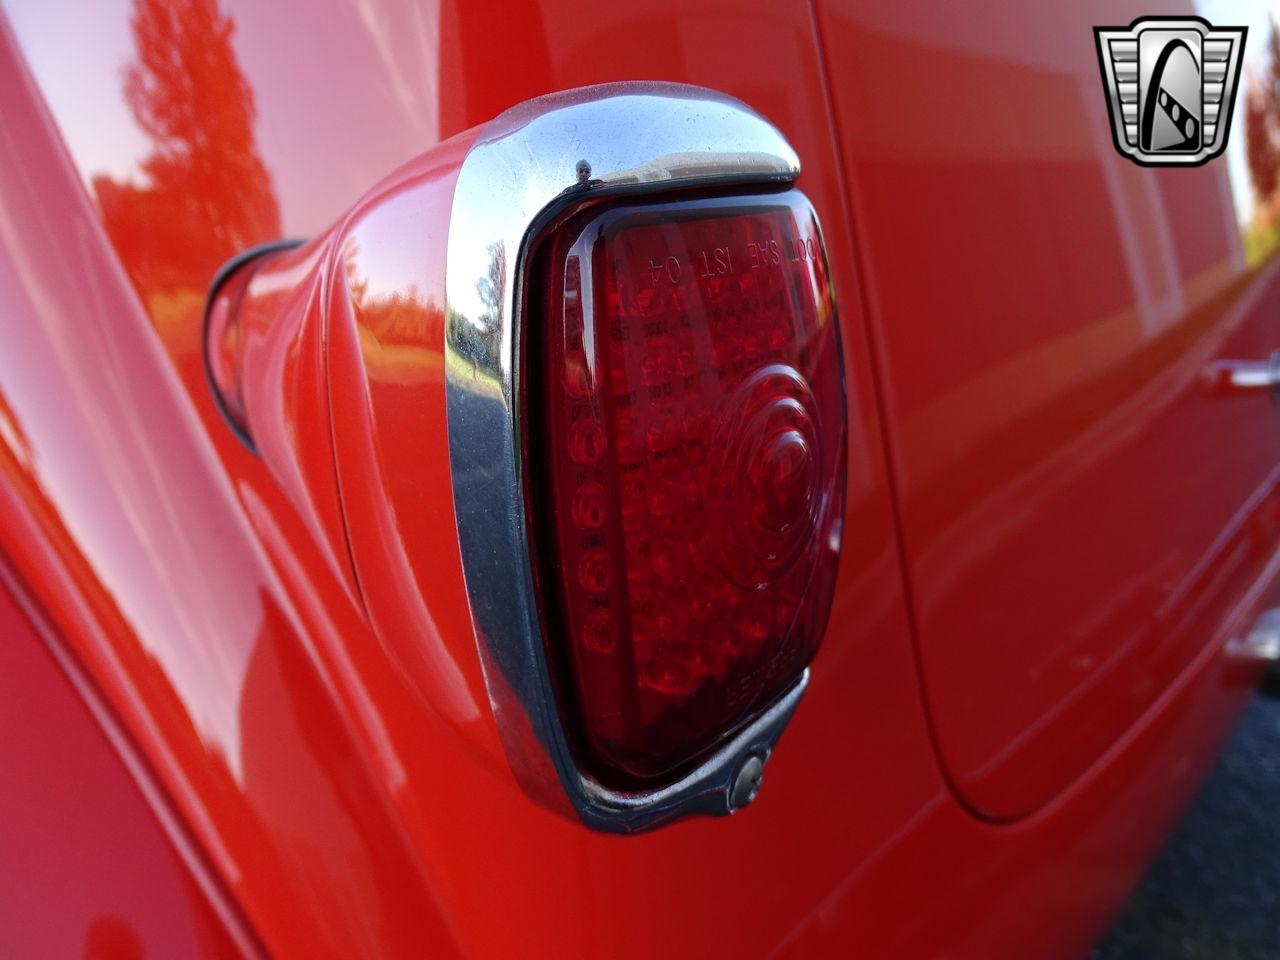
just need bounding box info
[444,83,846,831]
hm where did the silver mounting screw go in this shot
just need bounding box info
[729,754,765,810]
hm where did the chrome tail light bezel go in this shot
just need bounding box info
[443,82,813,832]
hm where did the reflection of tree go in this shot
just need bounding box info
[475,241,506,332]
[0,389,31,470]
[448,242,506,374]
[1241,16,1280,266]
[1246,17,1280,218]
[340,245,446,384]
[93,0,280,300]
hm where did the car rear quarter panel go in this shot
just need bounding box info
[0,571,253,958]
[0,1,1272,957]
[813,0,1280,818]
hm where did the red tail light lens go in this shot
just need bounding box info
[530,191,845,785]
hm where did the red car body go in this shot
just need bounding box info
[0,0,1276,956]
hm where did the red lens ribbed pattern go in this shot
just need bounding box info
[532,192,845,783]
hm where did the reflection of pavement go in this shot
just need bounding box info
[1091,693,1280,959]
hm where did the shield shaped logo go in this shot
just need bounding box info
[1095,17,1246,166]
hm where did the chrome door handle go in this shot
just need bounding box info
[1228,607,1280,662]
[1207,351,1280,399]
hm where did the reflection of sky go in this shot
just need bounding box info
[2,0,442,237]
[1199,0,1280,227]
[3,0,146,183]
[5,0,1274,241]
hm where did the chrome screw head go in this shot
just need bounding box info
[729,754,765,810]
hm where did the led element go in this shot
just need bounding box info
[531,191,846,784]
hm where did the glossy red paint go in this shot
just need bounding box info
[323,136,511,773]
[205,233,365,603]
[0,1,1274,959]
[812,0,1280,818]
[0,16,468,957]
[204,132,511,777]
[0,573,253,958]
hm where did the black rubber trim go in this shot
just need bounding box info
[200,238,307,455]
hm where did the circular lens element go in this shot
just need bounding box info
[710,365,822,589]
[760,430,814,531]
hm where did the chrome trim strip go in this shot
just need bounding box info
[443,82,803,832]
[580,672,808,827]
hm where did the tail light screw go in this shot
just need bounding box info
[729,754,766,810]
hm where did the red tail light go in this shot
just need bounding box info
[530,191,846,785]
